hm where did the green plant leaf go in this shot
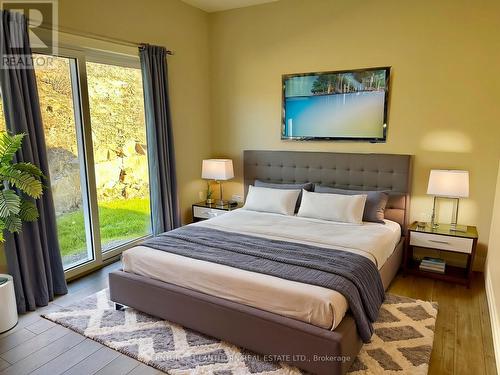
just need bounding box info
[19,199,39,222]
[4,214,22,233]
[13,162,44,178]
[0,133,43,239]
[0,189,21,218]
[0,165,43,198]
[0,132,24,164]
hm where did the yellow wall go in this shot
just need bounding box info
[59,0,211,224]
[209,0,500,269]
[1,0,499,273]
[486,161,500,370]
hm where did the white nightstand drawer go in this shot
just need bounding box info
[193,206,226,219]
[410,232,473,254]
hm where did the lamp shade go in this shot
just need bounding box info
[427,169,469,198]
[202,159,234,180]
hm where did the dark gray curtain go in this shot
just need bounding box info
[0,10,67,313]
[139,44,180,234]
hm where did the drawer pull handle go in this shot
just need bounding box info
[429,240,450,245]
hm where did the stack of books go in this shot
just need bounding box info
[419,257,446,274]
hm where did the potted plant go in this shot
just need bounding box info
[0,131,44,279]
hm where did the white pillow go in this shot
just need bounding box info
[243,185,301,216]
[297,189,367,224]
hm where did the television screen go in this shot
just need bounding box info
[282,67,390,142]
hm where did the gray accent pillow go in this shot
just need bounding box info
[314,186,389,224]
[254,180,313,213]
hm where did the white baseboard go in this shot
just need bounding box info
[485,265,500,373]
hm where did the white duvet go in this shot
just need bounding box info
[122,209,401,330]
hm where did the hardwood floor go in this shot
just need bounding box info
[0,262,160,375]
[389,272,497,375]
[0,263,496,374]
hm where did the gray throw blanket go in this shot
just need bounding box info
[143,226,385,342]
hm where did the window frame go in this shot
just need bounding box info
[33,44,152,280]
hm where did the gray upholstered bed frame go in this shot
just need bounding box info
[243,150,412,231]
[109,150,412,375]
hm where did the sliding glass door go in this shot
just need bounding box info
[32,48,152,278]
[34,54,93,270]
[86,61,151,252]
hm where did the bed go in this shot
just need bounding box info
[109,150,412,375]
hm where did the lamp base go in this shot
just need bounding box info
[216,200,228,207]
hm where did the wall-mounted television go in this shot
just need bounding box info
[282,67,390,142]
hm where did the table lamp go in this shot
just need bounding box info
[427,169,469,232]
[202,159,234,206]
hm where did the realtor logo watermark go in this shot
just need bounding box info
[1,0,58,69]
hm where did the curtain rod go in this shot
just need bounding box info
[35,23,174,55]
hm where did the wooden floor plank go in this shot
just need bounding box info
[62,261,120,296]
[475,276,497,375]
[25,318,56,335]
[56,278,109,308]
[390,274,435,301]
[0,331,85,375]
[0,321,34,341]
[5,314,42,336]
[0,358,9,372]
[93,354,140,375]
[62,346,120,375]
[0,325,70,364]
[6,304,65,339]
[30,338,102,375]
[65,271,105,294]
[127,363,163,375]
[0,329,36,355]
[432,281,458,375]
[455,277,486,375]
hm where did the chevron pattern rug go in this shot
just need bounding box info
[43,290,437,374]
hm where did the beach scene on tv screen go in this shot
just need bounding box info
[283,69,387,139]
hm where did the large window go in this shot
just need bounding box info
[86,61,151,252]
[31,48,151,276]
[34,55,93,269]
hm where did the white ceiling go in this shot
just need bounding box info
[181,0,278,13]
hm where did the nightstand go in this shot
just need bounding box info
[403,222,478,287]
[192,201,243,222]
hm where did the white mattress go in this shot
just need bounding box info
[122,209,401,330]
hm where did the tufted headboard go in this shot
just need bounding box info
[243,150,412,231]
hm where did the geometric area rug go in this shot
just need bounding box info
[42,290,437,375]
